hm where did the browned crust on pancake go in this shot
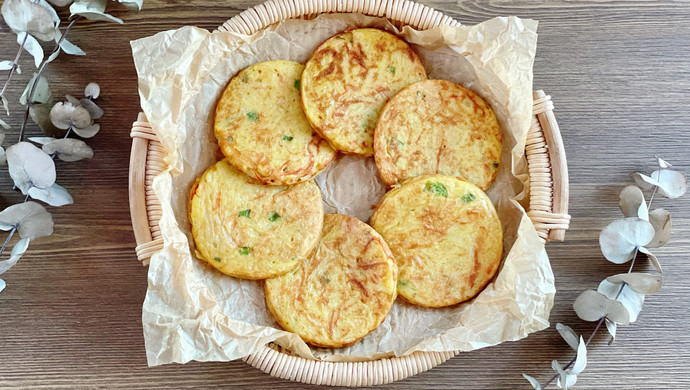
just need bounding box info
[374,80,502,190]
[265,214,398,348]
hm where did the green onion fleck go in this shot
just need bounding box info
[247,110,259,121]
[268,212,281,222]
[424,181,448,197]
[238,209,251,217]
[391,137,404,146]
[213,256,221,262]
[282,135,294,142]
[388,66,396,74]
[293,79,300,90]
[239,247,250,255]
[462,193,476,203]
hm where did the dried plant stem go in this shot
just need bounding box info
[541,191,656,388]
[18,16,83,142]
[0,227,17,258]
[0,33,28,104]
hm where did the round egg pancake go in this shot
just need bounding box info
[214,60,336,185]
[190,159,324,279]
[265,213,398,348]
[370,175,503,308]
[301,28,427,156]
[373,79,502,190]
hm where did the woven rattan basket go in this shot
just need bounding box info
[128,0,571,386]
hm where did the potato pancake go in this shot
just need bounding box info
[215,60,336,185]
[370,175,503,308]
[301,28,427,156]
[190,159,323,279]
[265,214,398,348]
[374,80,502,190]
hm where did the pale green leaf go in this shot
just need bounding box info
[28,136,56,145]
[42,138,93,161]
[80,98,103,119]
[632,172,659,191]
[36,0,61,26]
[84,82,100,99]
[5,142,56,193]
[0,279,5,293]
[1,0,56,41]
[555,323,579,351]
[117,0,142,11]
[59,36,86,56]
[0,60,13,71]
[18,32,44,68]
[646,208,671,248]
[2,95,9,115]
[28,183,74,206]
[29,103,59,136]
[73,122,99,138]
[0,146,6,165]
[606,272,663,294]
[573,289,630,325]
[20,73,51,105]
[599,217,654,264]
[569,336,587,375]
[605,318,616,345]
[0,201,53,240]
[47,1,74,8]
[70,0,123,23]
[639,246,662,274]
[522,374,542,390]
[656,156,672,168]
[619,185,648,220]
[651,169,687,199]
[0,118,9,131]
[598,280,644,323]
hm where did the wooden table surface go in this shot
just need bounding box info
[1,1,689,389]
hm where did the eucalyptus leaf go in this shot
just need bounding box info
[70,0,124,24]
[0,146,6,165]
[619,185,648,220]
[522,374,542,390]
[656,156,672,168]
[605,318,616,345]
[28,136,56,145]
[5,142,56,194]
[29,103,60,136]
[569,336,587,375]
[555,323,579,351]
[42,138,93,161]
[0,279,5,293]
[551,360,577,389]
[0,118,9,131]
[651,169,687,199]
[73,123,99,138]
[80,98,103,119]
[48,0,74,6]
[606,273,663,294]
[37,0,61,26]
[65,94,81,106]
[18,32,44,68]
[599,217,654,264]
[598,280,644,323]
[28,183,74,207]
[2,94,10,115]
[0,201,53,240]
[639,247,663,273]
[45,48,60,65]
[59,37,86,56]
[84,82,100,99]
[573,289,630,325]
[647,208,671,248]
[1,0,56,41]
[49,102,73,129]
[117,0,143,11]
[20,73,51,105]
[0,60,13,71]
[0,250,22,274]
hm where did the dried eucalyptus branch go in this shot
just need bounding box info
[0,0,143,293]
[523,157,687,389]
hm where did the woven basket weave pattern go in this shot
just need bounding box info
[128,0,570,385]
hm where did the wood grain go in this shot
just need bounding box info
[1,1,690,388]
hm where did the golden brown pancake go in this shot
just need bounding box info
[265,213,398,348]
[190,159,323,279]
[214,60,336,185]
[374,79,502,190]
[370,175,503,307]
[301,28,427,156]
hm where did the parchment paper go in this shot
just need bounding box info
[131,14,554,365]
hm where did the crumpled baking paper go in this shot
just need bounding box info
[131,13,554,365]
